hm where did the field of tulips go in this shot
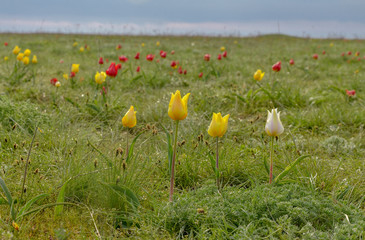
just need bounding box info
[0,33,364,239]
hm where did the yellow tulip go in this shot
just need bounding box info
[32,55,37,64]
[71,64,80,73]
[168,90,190,121]
[141,43,145,47]
[24,49,31,56]
[208,113,230,138]
[79,47,84,52]
[63,73,69,80]
[13,46,21,55]
[22,56,29,65]
[73,42,78,47]
[254,69,265,81]
[55,81,61,87]
[122,106,137,128]
[220,46,225,51]
[265,109,284,137]
[156,41,160,46]
[95,71,106,84]
[16,53,24,61]
[4,56,9,61]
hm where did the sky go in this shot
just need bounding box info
[1,0,365,38]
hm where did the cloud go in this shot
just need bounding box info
[0,19,364,38]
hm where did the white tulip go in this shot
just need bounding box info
[265,109,284,137]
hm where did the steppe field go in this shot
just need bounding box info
[0,33,364,239]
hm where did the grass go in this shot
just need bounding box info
[0,33,364,239]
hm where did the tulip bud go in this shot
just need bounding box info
[253,69,265,81]
[272,61,281,72]
[265,109,284,137]
[122,106,137,128]
[207,113,230,138]
[168,90,190,121]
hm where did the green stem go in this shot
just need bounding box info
[169,120,179,202]
[269,136,274,184]
[216,137,219,190]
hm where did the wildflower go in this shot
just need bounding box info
[119,55,128,62]
[355,52,360,56]
[346,90,356,97]
[253,69,265,81]
[217,54,222,60]
[16,53,24,61]
[63,73,68,80]
[70,72,75,78]
[24,49,31,56]
[50,78,58,86]
[136,66,140,72]
[168,90,190,121]
[22,56,29,65]
[95,71,106,84]
[347,51,352,55]
[199,72,203,78]
[204,54,211,61]
[313,54,318,60]
[73,42,78,47]
[170,61,177,68]
[178,66,183,74]
[12,221,19,231]
[171,50,175,55]
[146,54,154,61]
[116,63,122,70]
[71,64,80,73]
[55,81,61,87]
[78,47,84,52]
[32,55,37,64]
[13,46,21,55]
[322,51,326,55]
[4,56,8,61]
[160,50,167,58]
[106,62,118,77]
[116,44,122,50]
[122,106,137,128]
[208,113,230,138]
[134,52,140,60]
[223,51,227,58]
[265,109,284,137]
[289,59,294,65]
[156,41,160,46]
[4,42,8,46]
[220,46,225,51]
[272,61,281,72]
[141,43,145,47]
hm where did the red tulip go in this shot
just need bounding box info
[358,58,361,61]
[116,63,122,70]
[346,89,356,96]
[146,54,154,61]
[312,54,318,60]
[289,59,295,65]
[136,66,140,72]
[4,42,8,46]
[171,50,175,55]
[160,50,167,58]
[70,72,76,78]
[204,54,211,61]
[272,61,281,72]
[170,61,177,68]
[106,58,109,63]
[341,52,345,57]
[355,51,360,56]
[59,60,64,64]
[217,54,222,60]
[134,52,140,60]
[322,51,326,55]
[50,78,58,85]
[347,51,352,55]
[183,70,187,75]
[106,62,118,77]
[98,57,104,65]
[178,66,183,74]
[116,44,122,50]
[119,55,128,62]
[199,72,203,78]
[222,51,227,58]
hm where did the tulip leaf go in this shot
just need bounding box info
[208,152,219,177]
[233,94,248,104]
[0,176,13,207]
[274,155,310,184]
[85,103,101,113]
[64,97,81,110]
[99,182,140,209]
[55,178,71,217]
[160,124,173,175]
[18,193,48,218]
[126,131,144,163]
